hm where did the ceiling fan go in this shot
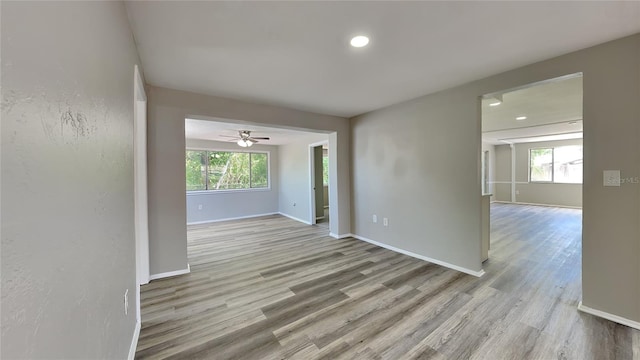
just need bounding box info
[220,130,270,147]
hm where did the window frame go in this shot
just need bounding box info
[185,148,271,194]
[529,147,554,183]
[528,145,582,184]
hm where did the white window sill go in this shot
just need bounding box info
[187,188,272,196]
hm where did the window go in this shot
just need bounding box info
[553,146,583,183]
[529,145,582,184]
[530,148,553,182]
[186,150,206,190]
[322,154,329,186]
[185,150,269,191]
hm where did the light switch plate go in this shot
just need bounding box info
[603,170,620,187]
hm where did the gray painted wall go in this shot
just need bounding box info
[1,2,141,358]
[351,86,484,274]
[522,139,581,207]
[494,144,513,201]
[352,33,640,323]
[278,134,328,223]
[494,139,583,207]
[146,85,350,276]
[185,139,279,224]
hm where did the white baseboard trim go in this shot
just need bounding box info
[493,200,582,210]
[349,233,485,278]
[329,233,352,239]
[187,212,279,225]
[278,212,311,225]
[577,301,640,330]
[514,201,582,209]
[128,320,141,360]
[149,264,191,281]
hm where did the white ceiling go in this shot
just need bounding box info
[482,121,583,145]
[482,75,583,145]
[185,118,324,145]
[125,1,640,118]
[482,75,583,133]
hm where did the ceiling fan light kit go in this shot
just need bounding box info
[220,130,270,148]
[237,139,254,147]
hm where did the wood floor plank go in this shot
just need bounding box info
[136,204,639,359]
[371,291,473,359]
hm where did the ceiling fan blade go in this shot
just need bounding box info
[219,135,239,138]
[250,137,270,140]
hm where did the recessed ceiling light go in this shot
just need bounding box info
[489,101,501,106]
[350,35,369,48]
[516,116,527,121]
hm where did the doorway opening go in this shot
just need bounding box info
[183,117,336,236]
[480,72,583,270]
[310,141,330,228]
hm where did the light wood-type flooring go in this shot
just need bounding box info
[136,203,640,359]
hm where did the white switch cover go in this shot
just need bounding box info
[383,218,389,227]
[372,215,377,223]
[603,170,621,187]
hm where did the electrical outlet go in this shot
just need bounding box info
[197,204,203,210]
[124,289,129,316]
[372,215,377,223]
[515,190,520,195]
[383,218,389,227]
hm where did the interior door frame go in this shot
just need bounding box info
[134,65,149,323]
[308,140,328,225]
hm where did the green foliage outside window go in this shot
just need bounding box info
[322,155,329,186]
[529,146,582,184]
[530,148,553,182]
[186,150,269,191]
[250,153,268,188]
[185,151,206,190]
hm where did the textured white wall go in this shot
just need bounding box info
[1,2,141,358]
